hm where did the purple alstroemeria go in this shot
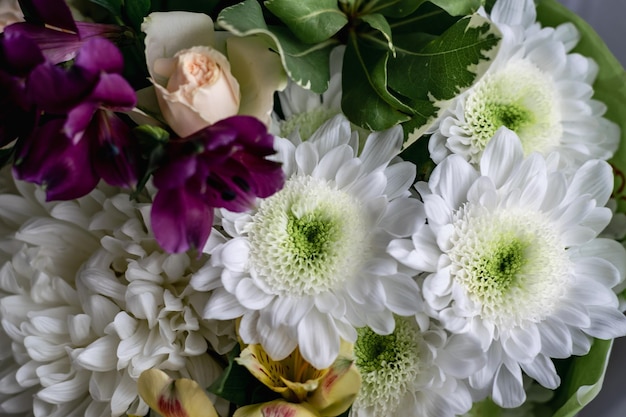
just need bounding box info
[11,37,138,199]
[0,30,43,146]
[4,0,127,64]
[13,118,99,200]
[151,116,285,253]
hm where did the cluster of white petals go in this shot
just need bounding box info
[389,128,626,407]
[350,316,485,417]
[428,0,619,169]
[0,172,233,417]
[203,114,425,370]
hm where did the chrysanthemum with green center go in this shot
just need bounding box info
[428,0,619,168]
[203,115,425,369]
[389,128,626,408]
[350,316,483,417]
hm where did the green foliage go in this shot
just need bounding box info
[131,125,170,199]
[549,339,613,417]
[87,0,122,16]
[264,0,348,44]
[218,0,338,93]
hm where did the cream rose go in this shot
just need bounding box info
[152,46,241,137]
[142,12,287,138]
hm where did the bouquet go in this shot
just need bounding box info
[1,0,625,416]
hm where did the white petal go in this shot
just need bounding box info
[235,278,274,310]
[480,127,524,189]
[203,289,247,320]
[520,354,559,389]
[297,309,340,369]
[381,275,422,316]
[257,312,297,361]
[492,362,526,408]
[75,336,118,372]
[37,371,90,403]
[311,145,353,180]
[564,160,613,207]
[359,126,403,172]
[584,306,626,339]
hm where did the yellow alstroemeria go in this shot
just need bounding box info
[137,368,218,417]
[235,341,361,417]
[234,399,319,417]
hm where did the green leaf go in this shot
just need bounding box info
[123,0,150,30]
[131,125,170,199]
[341,32,412,131]
[86,0,122,16]
[535,0,626,214]
[548,339,613,417]
[360,13,394,53]
[376,0,428,19]
[208,344,280,406]
[218,0,337,93]
[428,0,483,16]
[375,0,480,19]
[389,13,501,146]
[264,0,348,44]
[390,14,500,100]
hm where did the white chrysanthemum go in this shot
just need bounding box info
[388,128,626,408]
[0,173,234,417]
[463,378,553,417]
[203,114,424,369]
[271,46,344,140]
[350,315,484,417]
[428,0,619,168]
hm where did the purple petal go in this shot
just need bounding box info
[89,110,138,188]
[1,29,45,74]
[13,118,99,201]
[27,62,95,113]
[89,73,136,110]
[212,116,276,153]
[202,169,257,212]
[21,0,78,34]
[75,38,124,75]
[151,187,214,253]
[232,151,285,198]
[201,156,283,212]
[152,149,198,190]
[64,101,99,141]
[5,23,81,64]
[0,72,36,145]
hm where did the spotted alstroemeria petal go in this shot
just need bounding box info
[233,400,320,417]
[137,369,218,417]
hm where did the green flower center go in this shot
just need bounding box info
[247,175,370,296]
[464,59,561,162]
[287,211,336,261]
[450,204,570,328]
[473,235,529,295]
[354,317,421,415]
